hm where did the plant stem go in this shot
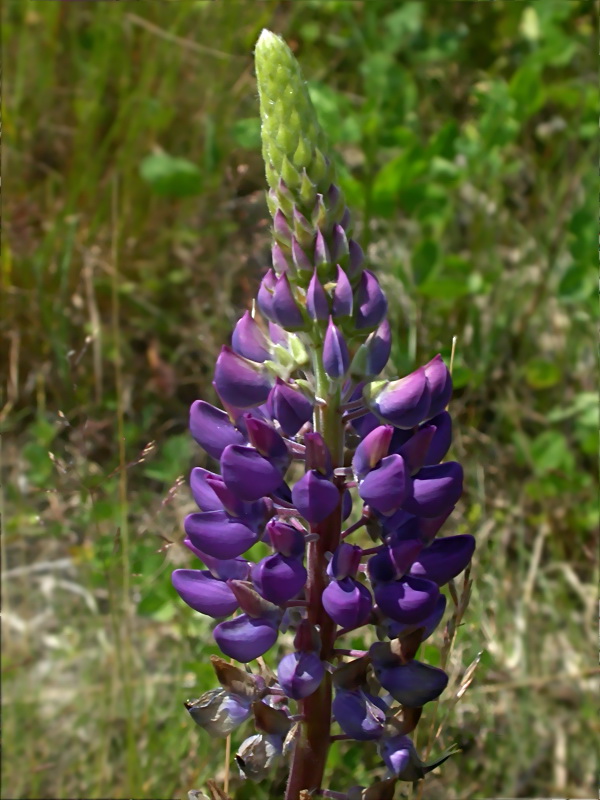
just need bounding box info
[284,345,343,800]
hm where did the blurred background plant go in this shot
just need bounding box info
[1,1,597,799]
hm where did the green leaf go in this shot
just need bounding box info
[529,431,574,476]
[412,239,439,286]
[524,358,562,389]
[139,152,203,198]
[231,117,261,150]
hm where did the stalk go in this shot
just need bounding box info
[285,348,343,799]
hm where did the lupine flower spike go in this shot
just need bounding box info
[174,29,474,800]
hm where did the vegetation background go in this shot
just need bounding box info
[2,1,597,799]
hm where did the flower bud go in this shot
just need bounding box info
[268,378,313,437]
[214,347,272,409]
[323,318,350,379]
[363,368,431,429]
[355,270,387,330]
[306,270,329,321]
[231,311,270,363]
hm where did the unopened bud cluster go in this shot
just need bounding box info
[173,30,473,799]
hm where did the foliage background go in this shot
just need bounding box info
[2,2,597,799]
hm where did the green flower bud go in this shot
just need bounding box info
[255,30,339,214]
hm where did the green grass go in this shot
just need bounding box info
[2,1,597,798]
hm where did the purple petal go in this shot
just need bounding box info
[367,319,392,374]
[359,454,410,516]
[352,425,394,480]
[367,368,431,428]
[277,651,325,700]
[333,688,386,741]
[374,575,439,624]
[379,735,415,777]
[332,265,353,319]
[268,379,313,437]
[184,510,258,560]
[231,311,270,363]
[244,415,289,471]
[257,269,277,321]
[342,489,353,521]
[214,346,272,409]
[355,270,388,330]
[347,239,365,280]
[331,224,349,263]
[220,444,283,502]
[382,593,447,640]
[367,538,423,583]
[252,554,307,605]
[273,208,292,245]
[423,412,452,465]
[272,273,305,329]
[190,468,224,512]
[323,318,350,379]
[409,534,475,585]
[322,576,372,629]
[291,235,313,273]
[402,462,463,518]
[327,543,362,580]
[213,614,279,662]
[397,425,437,475]
[266,519,306,558]
[374,660,448,707]
[306,270,329,321]
[314,229,331,269]
[291,470,340,524]
[192,550,251,582]
[272,242,289,275]
[172,569,238,618]
[189,400,245,460]
[424,355,453,418]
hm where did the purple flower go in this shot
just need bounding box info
[401,462,463,518]
[409,534,475,585]
[231,311,271,363]
[323,318,350,379]
[220,444,284,501]
[214,614,280,662]
[214,346,272,409]
[358,454,410,516]
[322,576,372,629]
[291,469,340,524]
[374,575,439,625]
[333,688,387,740]
[364,368,431,429]
[172,569,240,618]
[355,270,388,330]
[277,651,325,699]
[252,553,307,605]
[189,401,245,460]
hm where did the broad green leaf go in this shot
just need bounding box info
[139,152,203,198]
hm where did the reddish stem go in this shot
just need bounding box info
[284,482,343,800]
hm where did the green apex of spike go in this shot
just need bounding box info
[255,29,334,196]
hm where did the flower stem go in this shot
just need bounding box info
[284,346,343,800]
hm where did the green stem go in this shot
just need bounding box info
[285,346,344,800]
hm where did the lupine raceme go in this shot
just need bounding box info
[174,30,474,800]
